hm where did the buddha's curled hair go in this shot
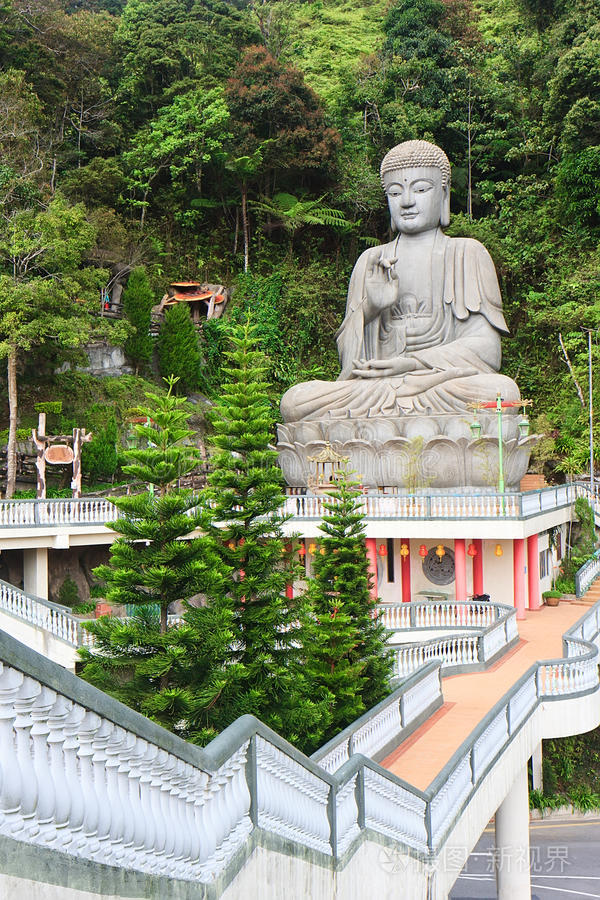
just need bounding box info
[380,140,451,189]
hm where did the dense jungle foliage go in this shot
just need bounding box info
[1,0,600,476]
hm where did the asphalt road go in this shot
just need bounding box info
[449,816,600,899]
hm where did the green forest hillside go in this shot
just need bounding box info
[1,0,600,482]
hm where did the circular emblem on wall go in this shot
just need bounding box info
[422,546,455,586]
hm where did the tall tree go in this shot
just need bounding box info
[122,86,231,227]
[201,319,327,747]
[122,266,154,373]
[305,472,393,725]
[0,195,104,497]
[225,46,341,196]
[89,378,214,634]
[158,302,203,394]
[80,378,234,739]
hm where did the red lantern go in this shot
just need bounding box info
[467,543,477,557]
[419,544,427,558]
[378,543,387,557]
[298,544,306,558]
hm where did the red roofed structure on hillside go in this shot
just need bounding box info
[153,281,230,327]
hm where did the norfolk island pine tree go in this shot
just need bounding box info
[303,471,394,747]
[199,319,330,750]
[79,377,237,742]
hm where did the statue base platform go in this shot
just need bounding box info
[276,413,538,490]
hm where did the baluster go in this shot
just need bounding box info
[148,748,168,867]
[198,771,220,878]
[46,695,74,848]
[182,763,204,876]
[102,726,126,863]
[0,665,24,836]
[74,710,101,856]
[124,736,148,865]
[91,719,114,856]
[178,764,201,877]
[172,758,193,868]
[29,685,58,844]
[11,675,41,840]
[116,732,137,854]
[211,766,234,869]
[138,742,159,869]
[61,704,86,850]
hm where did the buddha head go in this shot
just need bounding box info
[380,140,451,234]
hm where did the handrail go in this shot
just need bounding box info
[575,554,600,597]
[0,482,580,528]
[311,663,443,773]
[284,483,577,519]
[0,578,93,648]
[0,497,118,528]
[378,600,517,679]
[0,598,597,884]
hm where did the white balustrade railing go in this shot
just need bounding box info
[0,498,118,528]
[481,621,507,660]
[0,598,597,881]
[393,636,479,679]
[401,667,442,723]
[471,709,509,781]
[284,483,577,520]
[255,735,331,854]
[378,600,500,631]
[0,482,581,530]
[575,553,600,597]
[0,579,93,648]
[363,767,429,852]
[380,600,517,680]
[313,664,443,774]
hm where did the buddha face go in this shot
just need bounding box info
[383,166,448,234]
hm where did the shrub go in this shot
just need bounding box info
[82,407,119,483]
[158,303,202,394]
[58,575,80,608]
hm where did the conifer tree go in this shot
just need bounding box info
[79,378,235,739]
[158,302,203,393]
[122,266,154,374]
[201,319,327,748]
[304,472,393,738]
[82,406,118,483]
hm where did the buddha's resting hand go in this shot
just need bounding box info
[363,252,400,315]
[352,356,418,378]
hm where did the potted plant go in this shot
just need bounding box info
[543,589,562,607]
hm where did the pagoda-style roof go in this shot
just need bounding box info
[307,442,349,465]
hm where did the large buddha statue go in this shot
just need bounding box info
[281,140,520,422]
[277,140,532,490]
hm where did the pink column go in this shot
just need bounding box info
[285,543,294,600]
[473,539,484,595]
[527,534,542,610]
[513,538,526,620]
[366,538,378,601]
[401,538,411,603]
[455,538,467,604]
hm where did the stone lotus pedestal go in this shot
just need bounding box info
[277,412,538,491]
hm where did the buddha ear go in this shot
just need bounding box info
[440,184,450,227]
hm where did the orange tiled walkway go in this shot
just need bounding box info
[382,599,593,791]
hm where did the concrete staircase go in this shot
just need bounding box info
[580,579,600,605]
